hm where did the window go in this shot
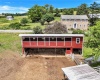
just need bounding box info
[76,38,80,44]
[23,38,29,41]
[50,38,56,41]
[73,23,77,29]
[74,23,76,28]
[57,38,64,41]
[65,38,71,41]
[38,38,44,41]
[45,38,49,41]
[30,37,37,41]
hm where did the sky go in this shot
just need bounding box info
[0,0,99,13]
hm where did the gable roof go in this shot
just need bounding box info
[61,15,88,20]
[62,64,100,80]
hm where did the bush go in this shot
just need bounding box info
[9,22,21,29]
[40,19,45,25]
[72,29,84,34]
[54,13,61,17]
[33,26,43,34]
[20,18,28,26]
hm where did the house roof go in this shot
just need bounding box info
[61,15,88,20]
[62,64,100,80]
[19,34,84,37]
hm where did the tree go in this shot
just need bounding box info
[44,4,54,13]
[42,13,54,24]
[49,5,54,13]
[20,18,28,26]
[44,21,67,34]
[62,8,74,15]
[28,5,46,22]
[54,8,61,17]
[40,19,45,25]
[86,22,100,60]
[90,2,100,26]
[77,4,89,15]
[9,22,21,29]
[33,26,43,34]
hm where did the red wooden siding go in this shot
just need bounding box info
[72,37,83,48]
[22,41,72,48]
[21,36,83,54]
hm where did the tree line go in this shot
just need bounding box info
[28,2,100,24]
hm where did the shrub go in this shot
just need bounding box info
[33,26,43,34]
[72,29,84,34]
[40,19,45,25]
[9,22,21,29]
[20,18,28,26]
[54,13,61,17]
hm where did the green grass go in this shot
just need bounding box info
[54,17,60,21]
[0,33,21,53]
[83,47,93,58]
[0,16,60,30]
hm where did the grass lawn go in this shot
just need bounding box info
[0,16,60,30]
[0,33,21,53]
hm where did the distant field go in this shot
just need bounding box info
[0,16,60,30]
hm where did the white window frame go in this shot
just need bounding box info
[76,38,80,44]
[73,22,77,29]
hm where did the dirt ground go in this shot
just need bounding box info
[0,50,76,80]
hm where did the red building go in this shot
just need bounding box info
[19,34,84,55]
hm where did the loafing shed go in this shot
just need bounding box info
[19,34,84,55]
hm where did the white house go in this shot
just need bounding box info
[89,14,100,18]
[6,16,14,20]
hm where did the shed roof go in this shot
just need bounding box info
[61,15,88,19]
[62,64,100,80]
[19,34,84,37]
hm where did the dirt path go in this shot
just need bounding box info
[0,50,76,80]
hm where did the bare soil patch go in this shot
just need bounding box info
[0,50,75,80]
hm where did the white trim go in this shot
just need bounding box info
[76,38,80,44]
[64,37,65,46]
[71,37,72,46]
[37,37,38,46]
[44,37,45,46]
[56,37,57,46]
[82,36,84,56]
[49,37,50,46]
[29,37,31,46]
[19,34,84,37]
[21,37,23,47]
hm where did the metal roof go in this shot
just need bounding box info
[19,34,84,37]
[62,64,100,80]
[61,15,88,19]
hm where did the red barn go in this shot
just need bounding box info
[19,34,84,55]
